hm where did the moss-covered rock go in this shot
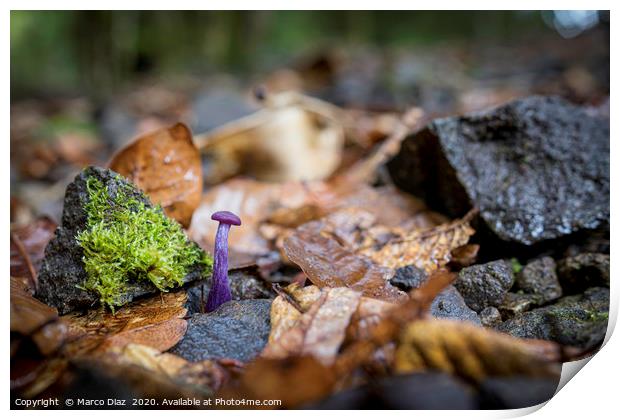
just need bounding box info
[496,287,609,349]
[37,166,212,314]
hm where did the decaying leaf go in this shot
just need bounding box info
[10,216,57,292]
[263,287,361,365]
[11,277,68,397]
[197,93,344,183]
[219,355,336,409]
[109,123,202,227]
[394,319,561,382]
[334,271,457,377]
[101,343,236,392]
[358,209,476,272]
[10,277,67,356]
[283,210,406,303]
[62,290,188,356]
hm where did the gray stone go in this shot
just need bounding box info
[497,287,609,349]
[388,95,609,245]
[516,257,562,304]
[185,269,275,315]
[430,286,481,325]
[454,260,514,312]
[557,253,610,293]
[36,166,205,314]
[170,299,271,362]
[498,292,539,319]
[480,307,502,327]
[389,265,428,291]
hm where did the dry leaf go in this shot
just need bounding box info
[283,210,406,303]
[358,210,476,272]
[196,93,344,184]
[62,290,188,356]
[334,271,456,377]
[219,355,336,409]
[263,287,361,365]
[10,277,67,356]
[10,216,57,291]
[109,122,202,227]
[394,319,561,382]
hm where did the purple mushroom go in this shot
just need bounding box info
[205,210,242,312]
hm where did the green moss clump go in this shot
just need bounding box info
[510,258,523,275]
[77,175,212,311]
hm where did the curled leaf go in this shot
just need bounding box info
[109,123,202,227]
[394,319,561,382]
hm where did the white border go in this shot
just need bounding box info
[3,3,617,419]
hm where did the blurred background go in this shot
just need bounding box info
[10,10,610,223]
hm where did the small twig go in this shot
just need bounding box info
[272,283,304,313]
[10,233,38,291]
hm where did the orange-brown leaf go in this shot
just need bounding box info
[283,210,407,303]
[109,123,202,227]
[62,290,188,356]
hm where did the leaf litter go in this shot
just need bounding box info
[10,91,568,408]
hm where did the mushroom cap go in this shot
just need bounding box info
[211,210,242,226]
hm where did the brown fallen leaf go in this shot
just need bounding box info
[109,122,202,227]
[10,277,68,397]
[218,355,336,409]
[10,216,57,292]
[334,271,456,377]
[263,287,362,365]
[394,319,561,382]
[62,290,188,356]
[10,277,67,356]
[102,343,235,392]
[283,210,407,303]
[358,209,476,272]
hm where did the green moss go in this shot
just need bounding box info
[77,175,212,311]
[510,258,523,275]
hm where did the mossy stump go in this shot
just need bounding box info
[37,166,212,314]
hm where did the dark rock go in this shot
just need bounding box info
[454,260,514,312]
[306,372,477,409]
[478,376,559,409]
[557,253,610,293]
[371,372,477,409]
[497,287,609,349]
[36,166,204,314]
[480,307,502,327]
[388,95,610,246]
[170,299,271,362]
[498,292,539,319]
[516,257,562,303]
[430,286,481,325]
[389,265,428,291]
[185,269,275,315]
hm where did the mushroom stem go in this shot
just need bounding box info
[206,223,232,311]
[204,210,241,312]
